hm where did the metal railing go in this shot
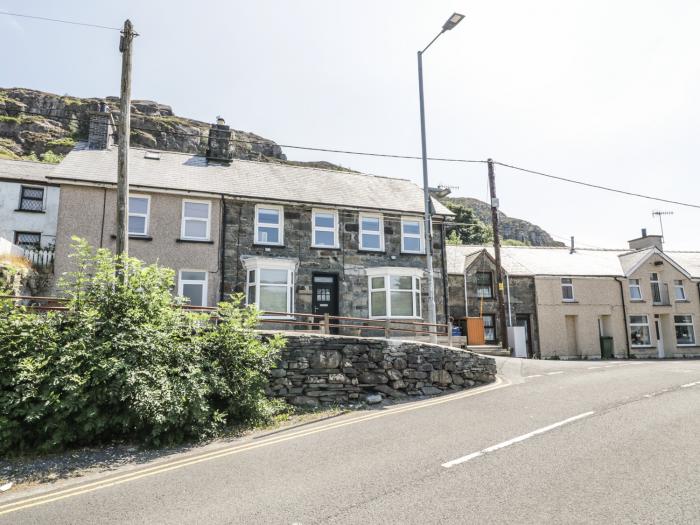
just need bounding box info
[1,296,454,345]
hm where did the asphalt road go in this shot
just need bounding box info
[2,357,700,524]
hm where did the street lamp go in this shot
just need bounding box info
[417,12,465,341]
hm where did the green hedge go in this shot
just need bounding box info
[0,239,285,455]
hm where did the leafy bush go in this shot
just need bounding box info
[0,239,284,455]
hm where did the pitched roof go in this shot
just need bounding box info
[48,143,453,216]
[0,158,56,183]
[447,244,700,278]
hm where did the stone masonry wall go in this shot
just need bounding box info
[264,333,497,407]
[223,199,449,323]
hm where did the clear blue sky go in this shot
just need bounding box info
[2,1,699,249]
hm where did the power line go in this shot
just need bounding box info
[2,106,700,209]
[493,161,700,210]
[0,10,121,31]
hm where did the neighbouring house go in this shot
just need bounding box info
[51,113,454,323]
[447,232,700,359]
[0,157,58,250]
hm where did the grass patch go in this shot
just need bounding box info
[47,137,76,148]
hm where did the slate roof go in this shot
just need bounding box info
[447,244,700,278]
[0,158,56,183]
[48,143,453,216]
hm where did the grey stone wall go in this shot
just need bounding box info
[264,333,497,407]
[223,199,448,323]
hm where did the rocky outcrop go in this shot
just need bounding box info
[442,196,564,247]
[0,87,285,162]
[264,333,497,406]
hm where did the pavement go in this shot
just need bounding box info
[2,357,700,524]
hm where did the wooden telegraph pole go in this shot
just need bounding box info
[116,19,135,270]
[487,159,509,351]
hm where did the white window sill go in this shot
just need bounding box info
[311,245,340,250]
[254,242,284,247]
[630,345,653,348]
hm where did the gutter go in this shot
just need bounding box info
[615,277,631,359]
[219,194,226,302]
[440,222,450,323]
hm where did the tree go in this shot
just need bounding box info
[445,203,493,245]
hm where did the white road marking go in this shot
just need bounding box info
[603,365,618,368]
[442,411,595,468]
[546,371,564,375]
[525,374,542,379]
[681,381,700,388]
[587,366,603,370]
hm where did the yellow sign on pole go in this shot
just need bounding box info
[498,282,505,291]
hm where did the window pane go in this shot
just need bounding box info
[361,217,380,232]
[15,232,41,248]
[675,286,686,300]
[630,315,647,324]
[259,285,288,312]
[184,220,207,238]
[675,315,692,324]
[630,285,641,300]
[184,202,209,218]
[676,325,695,345]
[390,276,412,290]
[371,277,385,289]
[371,291,386,316]
[260,269,289,284]
[22,187,44,199]
[181,271,206,281]
[258,227,279,244]
[258,208,279,224]
[483,315,495,327]
[129,197,148,214]
[630,326,650,346]
[562,286,574,300]
[362,233,380,249]
[182,283,203,306]
[314,213,335,228]
[402,221,420,235]
[128,215,146,234]
[390,291,414,316]
[314,230,335,246]
[403,237,421,252]
[561,278,572,284]
[247,285,256,305]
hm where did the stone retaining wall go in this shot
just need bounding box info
[264,333,497,407]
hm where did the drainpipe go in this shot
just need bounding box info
[506,273,513,327]
[440,222,450,323]
[615,277,631,359]
[219,194,226,301]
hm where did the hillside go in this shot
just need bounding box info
[0,87,286,164]
[442,196,564,247]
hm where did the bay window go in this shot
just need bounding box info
[242,257,297,316]
[255,204,284,245]
[367,267,422,319]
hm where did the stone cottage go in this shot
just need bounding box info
[50,114,454,324]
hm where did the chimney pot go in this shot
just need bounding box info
[570,236,575,254]
[642,228,647,237]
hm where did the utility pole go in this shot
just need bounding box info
[116,19,135,268]
[487,159,509,351]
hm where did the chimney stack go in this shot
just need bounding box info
[628,228,663,251]
[206,116,233,164]
[87,102,114,149]
[570,236,575,254]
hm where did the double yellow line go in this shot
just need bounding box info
[0,377,508,517]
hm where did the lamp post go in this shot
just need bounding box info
[417,12,465,341]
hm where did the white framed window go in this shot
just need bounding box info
[401,216,424,253]
[181,199,211,240]
[178,270,208,307]
[255,204,284,245]
[629,315,651,347]
[674,315,696,345]
[476,271,494,298]
[128,194,150,236]
[628,279,642,300]
[561,278,574,302]
[367,267,422,319]
[483,314,496,342]
[650,272,663,304]
[312,209,339,248]
[674,280,687,301]
[242,257,297,316]
[359,213,384,251]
